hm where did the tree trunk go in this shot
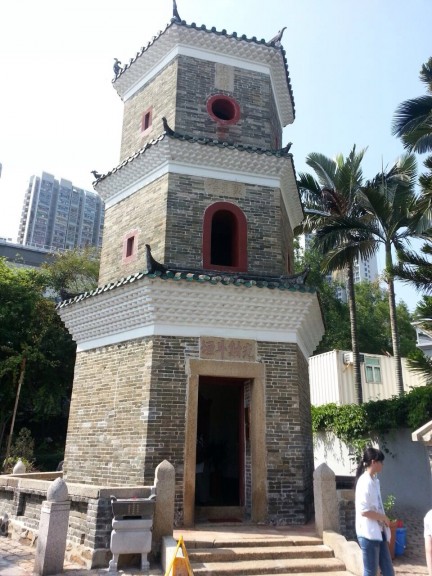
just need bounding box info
[3,356,26,471]
[385,244,404,395]
[346,263,363,404]
[388,279,404,394]
[0,418,8,460]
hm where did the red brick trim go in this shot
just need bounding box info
[122,229,139,264]
[141,106,153,135]
[206,94,241,125]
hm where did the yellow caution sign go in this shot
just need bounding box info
[164,535,194,576]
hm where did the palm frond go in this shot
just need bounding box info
[406,353,432,385]
[394,245,432,293]
[392,96,432,153]
[420,57,432,93]
[305,153,337,189]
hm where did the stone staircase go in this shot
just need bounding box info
[182,533,352,575]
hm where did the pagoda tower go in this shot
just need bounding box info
[58,4,324,527]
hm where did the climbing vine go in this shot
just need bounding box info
[311,385,432,455]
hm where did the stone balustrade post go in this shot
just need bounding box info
[313,463,340,536]
[152,459,175,555]
[34,477,70,576]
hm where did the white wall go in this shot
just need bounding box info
[310,350,427,406]
[314,429,432,514]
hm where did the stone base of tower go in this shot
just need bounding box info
[63,334,314,526]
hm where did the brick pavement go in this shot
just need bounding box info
[392,507,428,575]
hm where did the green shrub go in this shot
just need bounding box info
[312,385,432,457]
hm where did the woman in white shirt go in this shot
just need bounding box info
[355,447,394,576]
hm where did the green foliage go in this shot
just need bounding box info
[42,246,100,297]
[10,427,34,461]
[355,282,416,357]
[312,386,432,453]
[383,494,397,520]
[311,403,372,455]
[295,246,417,357]
[0,258,76,466]
[296,242,352,353]
[414,295,432,319]
[2,427,36,473]
[404,297,432,383]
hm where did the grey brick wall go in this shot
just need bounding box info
[338,490,356,541]
[175,55,282,148]
[98,175,168,285]
[63,334,312,525]
[64,336,198,490]
[119,55,282,157]
[64,338,154,485]
[258,342,314,524]
[164,174,289,275]
[120,60,178,162]
[98,172,294,285]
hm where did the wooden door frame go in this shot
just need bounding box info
[184,358,266,527]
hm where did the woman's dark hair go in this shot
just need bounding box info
[355,447,385,483]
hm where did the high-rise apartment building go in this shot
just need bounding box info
[17,172,104,251]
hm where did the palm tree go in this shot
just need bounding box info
[394,157,432,291]
[357,155,419,394]
[296,146,370,404]
[391,56,432,388]
[406,296,432,385]
[392,57,432,154]
[310,155,420,395]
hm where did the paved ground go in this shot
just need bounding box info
[0,518,428,575]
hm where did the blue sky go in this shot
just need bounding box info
[0,0,430,310]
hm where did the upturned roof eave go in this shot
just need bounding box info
[56,274,324,358]
[92,131,303,231]
[112,20,295,125]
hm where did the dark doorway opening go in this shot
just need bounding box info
[195,377,244,507]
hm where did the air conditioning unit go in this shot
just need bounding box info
[343,352,365,365]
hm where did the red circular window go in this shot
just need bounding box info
[207,94,241,125]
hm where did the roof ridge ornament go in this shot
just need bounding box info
[162,116,175,135]
[145,244,167,274]
[269,27,287,47]
[172,0,181,22]
[113,58,123,79]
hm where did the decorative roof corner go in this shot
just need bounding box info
[111,20,295,125]
[56,266,316,311]
[57,267,323,357]
[93,123,303,230]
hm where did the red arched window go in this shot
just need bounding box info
[203,202,247,272]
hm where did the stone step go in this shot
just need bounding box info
[183,535,324,549]
[188,544,334,562]
[234,573,353,576]
[189,556,346,575]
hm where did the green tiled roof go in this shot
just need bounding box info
[56,267,316,310]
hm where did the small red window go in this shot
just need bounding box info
[207,95,240,125]
[141,107,153,133]
[122,230,139,264]
[126,236,134,257]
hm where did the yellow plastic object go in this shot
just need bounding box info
[164,535,194,576]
